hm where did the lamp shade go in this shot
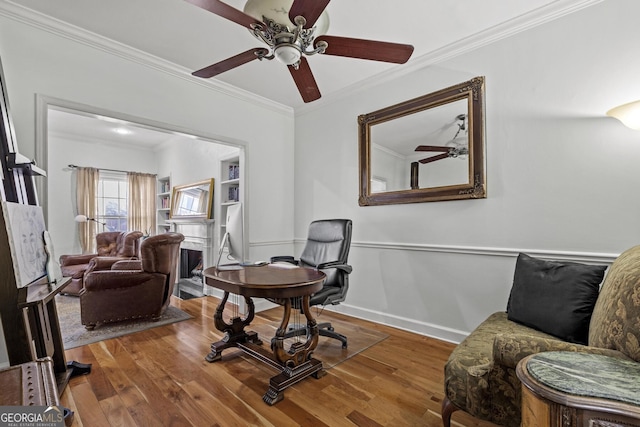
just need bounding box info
[274,44,302,65]
[606,100,640,130]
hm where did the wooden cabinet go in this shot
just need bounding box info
[517,352,640,427]
[156,176,171,234]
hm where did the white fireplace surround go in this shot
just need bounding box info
[167,218,215,279]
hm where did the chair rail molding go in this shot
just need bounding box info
[350,241,618,265]
[248,239,618,343]
[254,239,618,265]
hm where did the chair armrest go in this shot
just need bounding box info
[270,256,297,264]
[59,253,97,266]
[86,256,128,273]
[83,270,157,291]
[111,260,142,270]
[492,333,629,370]
[316,261,353,274]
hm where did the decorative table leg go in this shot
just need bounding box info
[205,292,262,363]
[262,295,325,405]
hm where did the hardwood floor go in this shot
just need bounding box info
[61,295,497,427]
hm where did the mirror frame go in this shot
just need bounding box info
[170,178,214,219]
[358,76,486,206]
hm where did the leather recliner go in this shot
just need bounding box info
[59,231,143,296]
[80,232,184,330]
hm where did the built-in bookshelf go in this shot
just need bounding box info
[219,154,242,244]
[156,176,171,234]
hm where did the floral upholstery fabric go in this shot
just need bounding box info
[589,245,640,362]
[444,245,640,427]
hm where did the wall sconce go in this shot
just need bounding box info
[607,100,640,130]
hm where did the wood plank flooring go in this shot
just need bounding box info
[61,295,498,427]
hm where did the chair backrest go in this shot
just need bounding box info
[589,245,640,362]
[300,219,352,289]
[96,231,143,257]
[96,231,123,256]
[140,232,185,309]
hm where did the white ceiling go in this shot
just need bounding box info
[48,108,196,150]
[8,0,585,109]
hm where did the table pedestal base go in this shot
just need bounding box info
[205,291,325,405]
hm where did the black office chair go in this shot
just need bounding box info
[270,219,353,348]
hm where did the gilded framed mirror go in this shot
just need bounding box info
[358,76,486,206]
[170,178,214,219]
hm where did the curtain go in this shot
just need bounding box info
[76,167,98,253]
[128,172,157,235]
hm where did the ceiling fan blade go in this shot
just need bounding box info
[289,0,330,28]
[288,57,321,103]
[415,145,449,152]
[316,35,414,64]
[192,48,268,78]
[184,0,262,29]
[419,153,450,164]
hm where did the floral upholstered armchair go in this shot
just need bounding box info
[442,246,640,427]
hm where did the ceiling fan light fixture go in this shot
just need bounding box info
[243,0,330,36]
[274,44,302,65]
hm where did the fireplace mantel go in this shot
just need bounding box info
[169,219,216,280]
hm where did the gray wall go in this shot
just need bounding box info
[293,0,639,341]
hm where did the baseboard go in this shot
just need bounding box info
[325,303,469,344]
[204,285,464,343]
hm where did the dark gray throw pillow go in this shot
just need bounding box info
[506,253,607,345]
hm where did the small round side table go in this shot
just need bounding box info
[516,351,640,427]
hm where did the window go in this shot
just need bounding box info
[97,171,128,232]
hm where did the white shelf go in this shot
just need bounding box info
[220,178,240,186]
[156,176,171,234]
[219,154,242,247]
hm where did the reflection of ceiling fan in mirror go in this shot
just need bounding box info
[415,114,468,164]
[184,0,414,103]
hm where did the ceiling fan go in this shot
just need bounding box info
[415,114,469,164]
[184,0,414,103]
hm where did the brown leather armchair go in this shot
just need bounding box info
[80,232,184,330]
[59,231,143,296]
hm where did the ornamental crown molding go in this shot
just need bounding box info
[295,0,604,115]
[0,0,602,116]
[0,0,293,117]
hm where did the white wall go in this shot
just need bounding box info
[294,0,640,342]
[0,10,295,364]
[0,9,296,249]
[48,133,159,255]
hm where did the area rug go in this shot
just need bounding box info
[56,294,192,349]
[251,312,389,369]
